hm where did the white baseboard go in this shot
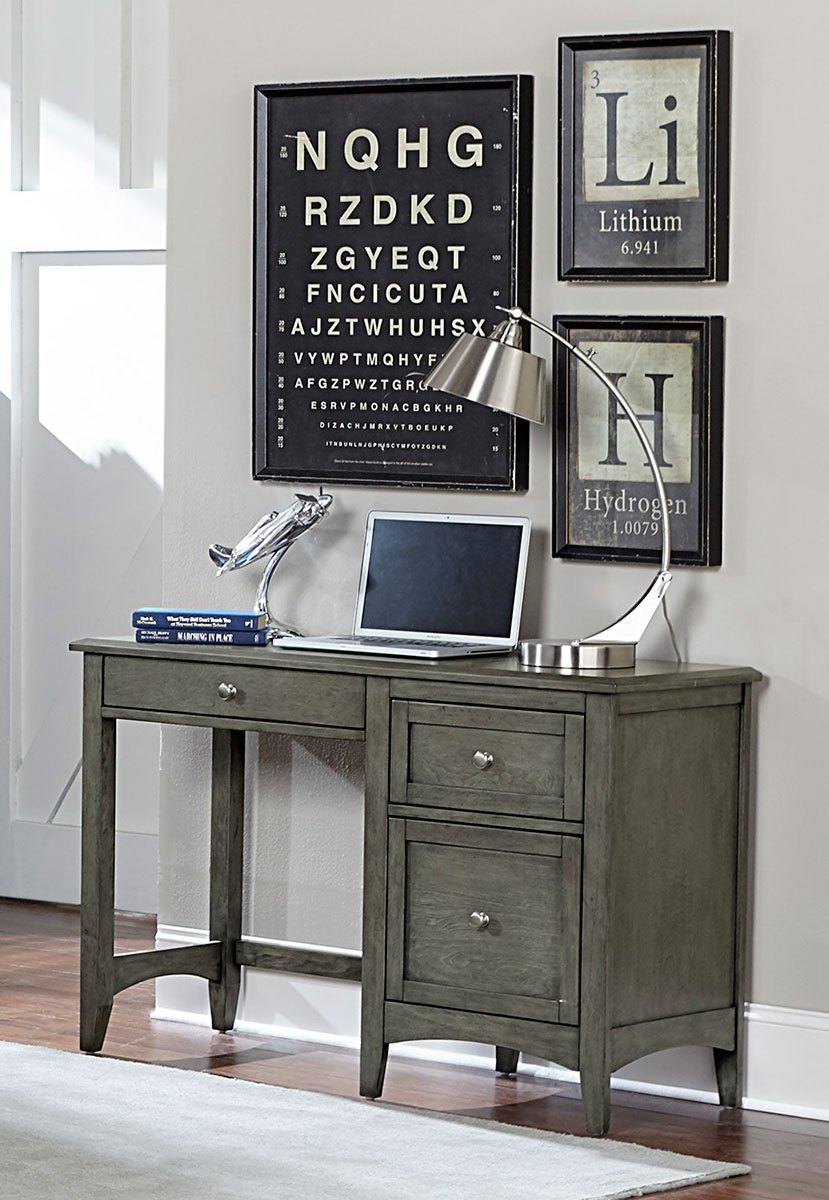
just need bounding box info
[743,1004,829,1121]
[154,924,829,1122]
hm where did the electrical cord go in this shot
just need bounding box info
[662,595,682,663]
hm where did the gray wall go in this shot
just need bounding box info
[163,0,829,1015]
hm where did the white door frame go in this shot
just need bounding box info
[0,0,168,909]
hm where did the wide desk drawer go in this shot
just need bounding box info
[391,701,584,822]
[103,656,365,730]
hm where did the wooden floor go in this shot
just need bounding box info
[1,899,826,1198]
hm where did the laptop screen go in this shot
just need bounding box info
[358,515,529,641]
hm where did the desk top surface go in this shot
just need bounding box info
[70,637,761,695]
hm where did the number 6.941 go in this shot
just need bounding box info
[621,240,659,255]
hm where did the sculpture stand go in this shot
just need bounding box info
[255,548,299,640]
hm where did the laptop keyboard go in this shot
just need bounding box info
[340,636,475,648]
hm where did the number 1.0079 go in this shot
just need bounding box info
[612,520,660,536]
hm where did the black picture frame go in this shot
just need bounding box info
[553,316,723,566]
[559,30,730,281]
[253,75,533,490]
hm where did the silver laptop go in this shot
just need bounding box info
[278,511,531,659]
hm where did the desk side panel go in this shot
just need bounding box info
[609,698,741,1028]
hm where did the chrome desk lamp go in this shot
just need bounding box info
[424,306,673,669]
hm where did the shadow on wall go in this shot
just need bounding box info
[0,391,11,868]
[16,417,162,829]
[247,732,366,952]
[520,524,547,640]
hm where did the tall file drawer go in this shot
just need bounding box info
[386,819,581,1024]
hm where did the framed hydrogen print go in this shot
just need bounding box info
[553,316,723,566]
[253,75,533,489]
[559,31,730,281]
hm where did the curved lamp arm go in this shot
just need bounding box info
[502,306,673,648]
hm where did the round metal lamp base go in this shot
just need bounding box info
[519,640,636,670]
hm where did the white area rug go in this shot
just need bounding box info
[0,1041,749,1199]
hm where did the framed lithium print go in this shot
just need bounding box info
[559,31,730,281]
[553,316,723,566]
[253,75,533,490]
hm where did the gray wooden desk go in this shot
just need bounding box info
[70,637,760,1134]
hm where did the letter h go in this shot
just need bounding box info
[599,373,674,468]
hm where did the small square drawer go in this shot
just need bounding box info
[391,701,583,821]
[386,819,581,1024]
[103,656,365,730]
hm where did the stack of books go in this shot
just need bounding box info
[132,608,269,646]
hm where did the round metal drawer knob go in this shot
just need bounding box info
[468,911,490,930]
[472,750,494,771]
[217,682,238,701]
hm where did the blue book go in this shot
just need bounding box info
[133,608,267,632]
[135,629,269,646]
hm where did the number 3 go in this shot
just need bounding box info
[590,69,600,89]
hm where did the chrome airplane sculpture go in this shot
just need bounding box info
[209,489,333,638]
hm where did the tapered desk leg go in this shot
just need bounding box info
[714,1044,742,1108]
[716,684,751,1110]
[209,728,245,1032]
[360,678,390,1099]
[495,1047,520,1075]
[80,655,116,1053]
[578,693,614,1136]
[580,1054,611,1136]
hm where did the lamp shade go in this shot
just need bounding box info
[423,320,547,423]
